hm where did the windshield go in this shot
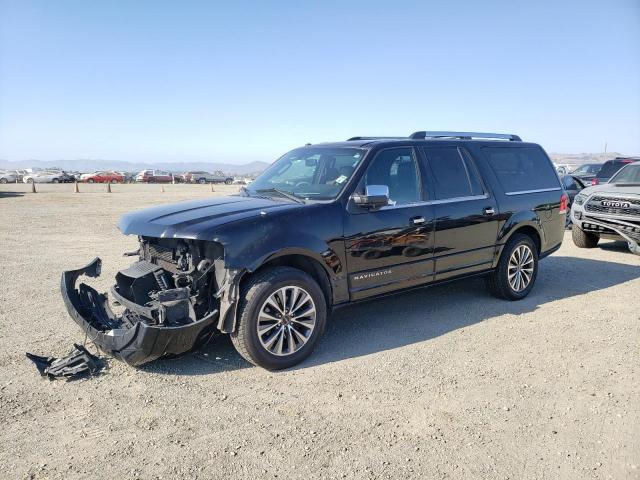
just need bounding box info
[248,147,366,200]
[609,163,640,184]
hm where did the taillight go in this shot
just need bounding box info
[559,193,568,214]
[591,178,599,185]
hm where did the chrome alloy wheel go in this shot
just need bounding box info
[257,286,317,356]
[508,245,534,292]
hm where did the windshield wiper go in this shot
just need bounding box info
[254,188,305,203]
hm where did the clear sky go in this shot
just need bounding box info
[0,0,639,164]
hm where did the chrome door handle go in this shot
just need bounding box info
[483,207,495,216]
[410,216,426,225]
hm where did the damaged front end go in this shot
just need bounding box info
[61,237,241,366]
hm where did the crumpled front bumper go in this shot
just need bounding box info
[61,258,218,366]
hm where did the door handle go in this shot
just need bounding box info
[410,216,426,225]
[483,207,495,216]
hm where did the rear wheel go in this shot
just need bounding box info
[231,267,327,370]
[572,224,599,248]
[88,179,94,183]
[52,178,60,183]
[198,178,206,184]
[486,233,538,300]
[0,178,7,184]
[225,178,233,185]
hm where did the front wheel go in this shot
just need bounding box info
[198,178,206,184]
[225,178,233,185]
[52,178,60,183]
[572,224,599,248]
[231,267,327,370]
[486,233,539,300]
[0,178,7,184]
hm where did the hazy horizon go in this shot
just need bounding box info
[1,1,639,163]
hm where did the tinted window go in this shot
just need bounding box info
[598,160,635,179]
[483,146,559,193]
[363,148,421,205]
[562,175,578,190]
[423,147,484,200]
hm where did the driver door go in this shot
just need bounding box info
[343,147,435,300]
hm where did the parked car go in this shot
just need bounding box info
[591,157,639,185]
[177,170,234,184]
[0,170,17,184]
[570,163,601,185]
[571,162,640,255]
[80,171,126,183]
[135,169,174,183]
[23,171,67,183]
[560,175,586,228]
[61,131,566,370]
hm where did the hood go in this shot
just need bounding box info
[118,194,302,239]
[580,183,640,197]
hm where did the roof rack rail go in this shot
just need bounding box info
[347,136,406,141]
[409,131,522,141]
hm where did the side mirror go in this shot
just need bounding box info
[352,185,390,210]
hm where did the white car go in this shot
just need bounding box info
[0,170,17,184]
[23,171,65,183]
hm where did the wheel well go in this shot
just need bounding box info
[247,254,333,307]
[510,225,541,253]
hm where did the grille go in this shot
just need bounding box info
[590,195,640,205]
[586,195,640,217]
[585,204,638,216]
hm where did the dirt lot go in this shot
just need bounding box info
[0,184,638,480]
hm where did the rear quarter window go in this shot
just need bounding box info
[482,146,560,194]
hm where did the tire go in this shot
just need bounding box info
[572,224,599,248]
[198,178,206,184]
[225,178,233,185]
[52,178,60,183]
[27,178,34,183]
[486,233,539,300]
[0,178,7,184]
[88,179,94,183]
[231,267,327,370]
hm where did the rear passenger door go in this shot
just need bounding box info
[421,146,500,280]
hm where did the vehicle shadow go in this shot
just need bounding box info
[143,255,639,376]
[0,191,24,198]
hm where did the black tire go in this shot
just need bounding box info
[52,178,60,183]
[572,224,599,248]
[198,178,206,184]
[225,178,233,185]
[486,233,539,300]
[88,179,94,183]
[27,178,34,183]
[0,178,7,184]
[231,267,327,370]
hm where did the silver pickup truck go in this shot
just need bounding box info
[571,162,640,255]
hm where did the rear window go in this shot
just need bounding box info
[598,160,635,179]
[483,146,560,194]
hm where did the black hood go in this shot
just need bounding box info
[118,195,301,239]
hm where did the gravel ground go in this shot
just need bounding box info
[1,184,639,480]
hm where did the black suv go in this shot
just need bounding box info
[62,131,567,370]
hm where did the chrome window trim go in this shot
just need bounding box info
[504,187,562,196]
[378,194,489,211]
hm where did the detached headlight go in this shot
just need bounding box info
[574,193,587,206]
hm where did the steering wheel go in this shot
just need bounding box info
[295,181,311,188]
